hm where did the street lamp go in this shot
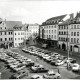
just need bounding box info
[67,24,70,69]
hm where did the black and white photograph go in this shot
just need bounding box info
[0,0,80,79]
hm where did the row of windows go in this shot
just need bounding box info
[44,35,56,39]
[43,25,56,29]
[15,38,24,40]
[0,32,13,35]
[71,38,79,43]
[0,27,6,30]
[44,30,56,34]
[71,24,80,29]
[15,43,24,46]
[71,32,79,36]
[59,25,68,29]
[15,32,24,35]
[0,38,13,41]
[59,31,68,35]
[59,37,69,42]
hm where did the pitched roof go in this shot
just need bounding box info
[5,21,22,29]
[41,14,66,26]
[58,19,71,25]
[46,14,66,21]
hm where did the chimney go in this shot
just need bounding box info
[70,13,74,20]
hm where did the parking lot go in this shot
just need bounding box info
[0,46,80,79]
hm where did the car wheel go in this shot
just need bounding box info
[57,76,61,79]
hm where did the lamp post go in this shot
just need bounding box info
[67,24,70,69]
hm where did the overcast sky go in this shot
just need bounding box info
[0,0,80,24]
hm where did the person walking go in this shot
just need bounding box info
[58,69,60,74]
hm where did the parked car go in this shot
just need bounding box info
[10,70,28,79]
[31,67,48,73]
[55,60,65,66]
[30,74,43,79]
[43,70,61,79]
[72,63,80,72]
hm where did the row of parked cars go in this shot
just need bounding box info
[22,46,80,72]
[0,50,61,79]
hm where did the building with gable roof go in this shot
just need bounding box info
[40,14,66,47]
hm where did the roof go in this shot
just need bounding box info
[5,21,22,29]
[41,14,66,26]
[58,19,71,26]
[46,14,66,21]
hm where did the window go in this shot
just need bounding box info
[62,32,63,35]
[64,32,66,35]
[11,32,12,35]
[71,32,73,36]
[15,38,16,40]
[74,25,76,29]
[71,25,73,29]
[54,30,56,34]
[1,38,2,41]
[77,32,79,36]
[5,38,7,41]
[74,38,76,43]
[18,33,20,35]
[71,38,73,43]
[74,32,76,36]
[1,32,2,35]
[49,30,50,33]
[9,38,10,41]
[18,38,20,40]
[9,32,10,35]
[54,25,56,28]
[11,38,12,40]
[5,32,6,35]
[15,33,16,35]
[54,35,56,39]
[77,38,79,43]
[1,27,2,30]
[52,30,53,33]
[59,37,60,40]
[77,25,79,29]
[5,27,6,29]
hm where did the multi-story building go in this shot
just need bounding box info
[0,18,23,48]
[13,25,25,47]
[27,23,39,39]
[0,19,13,49]
[40,15,66,47]
[69,12,80,53]
[58,19,70,50]
[58,12,80,53]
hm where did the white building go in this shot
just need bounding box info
[27,23,39,38]
[40,15,66,47]
[13,26,25,47]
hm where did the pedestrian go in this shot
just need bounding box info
[58,69,60,74]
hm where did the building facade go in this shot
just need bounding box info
[58,12,80,53]
[40,15,66,47]
[27,23,39,39]
[58,19,70,50]
[13,26,25,47]
[0,19,13,49]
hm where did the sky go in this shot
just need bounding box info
[0,0,80,24]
